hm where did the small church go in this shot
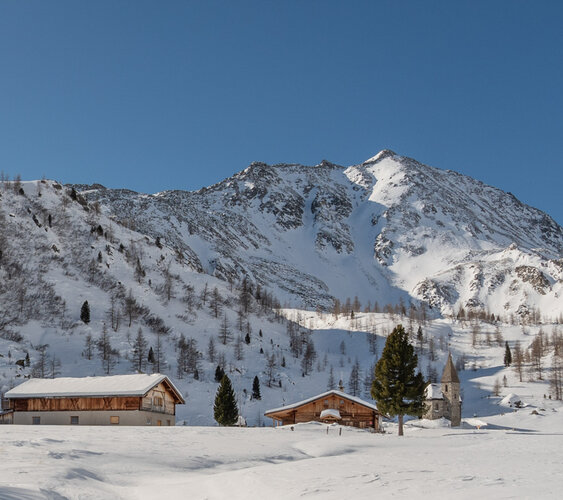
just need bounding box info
[424,353,461,426]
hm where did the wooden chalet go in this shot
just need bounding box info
[4,374,185,426]
[265,390,382,431]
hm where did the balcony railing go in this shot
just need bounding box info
[140,401,175,415]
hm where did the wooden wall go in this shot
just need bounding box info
[141,382,176,415]
[11,396,141,412]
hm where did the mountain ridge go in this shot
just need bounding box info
[75,150,562,319]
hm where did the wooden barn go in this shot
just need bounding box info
[265,390,382,431]
[4,374,184,426]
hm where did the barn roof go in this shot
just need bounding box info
[265,390,378,416]
[5,374,185,403]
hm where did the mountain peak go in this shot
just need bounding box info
[364,149,398,164]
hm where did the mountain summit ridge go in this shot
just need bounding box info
[75,151,562,319]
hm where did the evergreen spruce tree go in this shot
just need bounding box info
[252,375,261,400]
[504,341,512,367]
[371,324,426,436]
[213,375,239,426]
[214,365,225,382]
[80,300,90,324]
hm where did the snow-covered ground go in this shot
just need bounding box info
[1,178,562,498]
[2,410,563,499]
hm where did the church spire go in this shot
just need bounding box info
[441,353,459,384]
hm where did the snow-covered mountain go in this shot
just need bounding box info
[78,150,563,320]
[1,152,562,427]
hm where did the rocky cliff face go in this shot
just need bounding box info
[76,150,563,319]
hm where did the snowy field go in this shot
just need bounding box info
[2,410,563,500]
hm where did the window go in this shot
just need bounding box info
[167,420,171,426]
[323,399,329,407]
[340,400,344,406]
[154,396,163,407]
[110,416,119,425]
[70,416,79,425]
[445,385,448,393]
[32,416,40,425]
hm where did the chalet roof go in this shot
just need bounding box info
[425,383,444,400]
[441,353,460,383]
[5,374,185,403]
[265,390,378,416]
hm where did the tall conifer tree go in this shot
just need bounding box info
[214,375,239,426]
[504,341,512,367]
[252,375,261,400]
[371,324,425,436]
[80,300,90,324]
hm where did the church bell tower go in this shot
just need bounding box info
[440,353,461,426]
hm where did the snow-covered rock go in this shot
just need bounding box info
[499,393,525,408]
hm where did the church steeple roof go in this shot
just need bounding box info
[441,353,459,383]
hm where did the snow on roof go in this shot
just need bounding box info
[5,374,184,402]
[425,383,444,400]
[320,409,341,419]
[265,390,378,415]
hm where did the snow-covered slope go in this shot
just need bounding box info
[77,150,563,320]
[0,153,562,428]
[0,179,404,426]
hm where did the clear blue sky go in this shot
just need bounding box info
[1,1,562,224]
